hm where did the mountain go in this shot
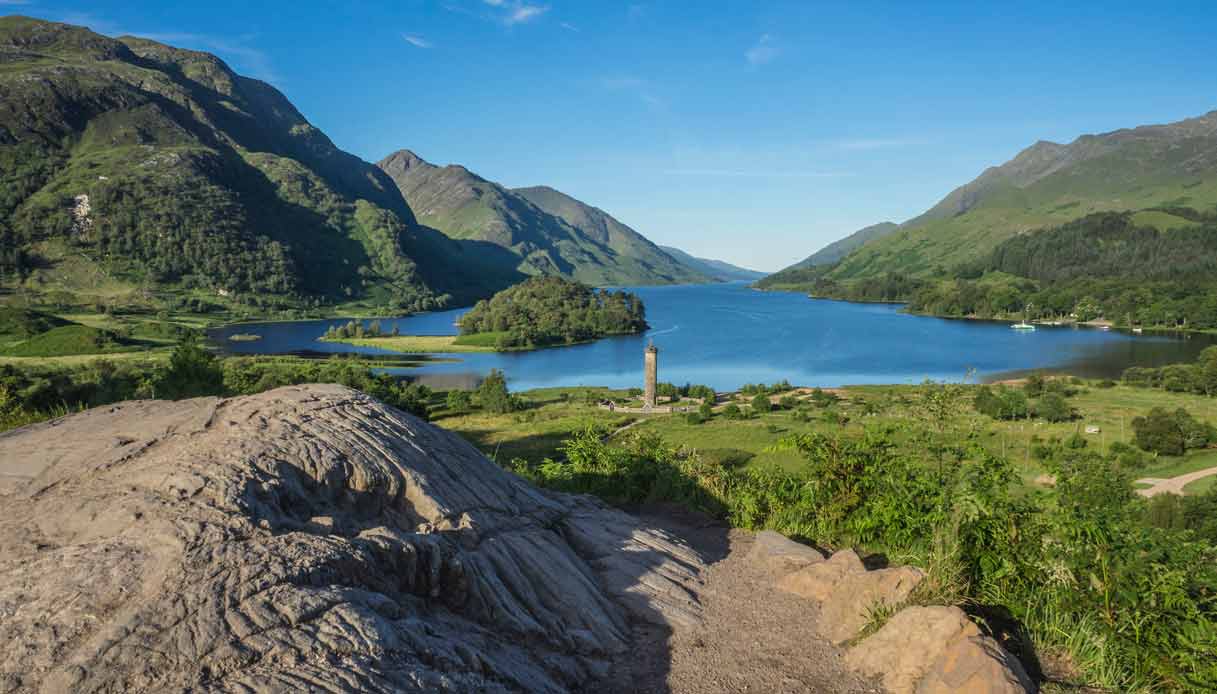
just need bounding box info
[0,16,516,313]
[827,109,1217,280]
[787,222,899,270]
[378,149,709,286]
[658,246,765,281]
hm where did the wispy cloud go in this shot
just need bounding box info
[833,137,930,151]
[479,0,548,25]
[745,34,779,66]
[402,33,432,48]
[662,168,851,179]
[0,0,33,6]
[560,21,580,32]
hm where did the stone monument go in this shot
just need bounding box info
[643,341,658,410]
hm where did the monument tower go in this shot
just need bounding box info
[643,342,658,410]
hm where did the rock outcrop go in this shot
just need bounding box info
[754,532,1035,692]
[0,385,706,693]
[846,606,1035,694]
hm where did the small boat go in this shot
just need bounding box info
[1011,322,1036,331]
[1132,327,1143,334]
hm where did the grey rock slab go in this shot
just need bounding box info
[0,384,707,693]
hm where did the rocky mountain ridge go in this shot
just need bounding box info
[378,149,709,286]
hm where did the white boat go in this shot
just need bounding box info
[1132,327,1143,334]
[1011,322,1036,331]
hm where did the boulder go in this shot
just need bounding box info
[0,385,707,693]
[776,548,865,602]
[819,565,924,644]
[746,530,826,576]
[846,606,1034,694]
[918,633,1035,694]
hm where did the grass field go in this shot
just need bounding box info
[433,381,1217,496]
[323,335,497,353]
[433,387,637,463]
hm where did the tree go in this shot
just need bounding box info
[158,333,224,399]
[446,389,473,413]
[698,400,713,420]
[1132,407,1186,456]
[476,369,517,414]
[722,402,743,420]
[1035,392,1072,423]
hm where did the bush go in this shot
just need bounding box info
[158,333,224,399]
[809,387,839,408]
[751,393,772,413]
[685,412,705,425]
[778,394,799,410]
[1162,364,1202,393]
[722,402,743,420]
[1024,373,1045,397]
[446,389,472,413]
[509,424,1217,690]
[1123,366,1162,388]
[476,369,519,414]
[974,385,1029,420]
[698,400,713,420]
[1035,392,1072,422]
[1133,407,1187,456]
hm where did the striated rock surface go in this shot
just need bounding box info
[0,385,706,693]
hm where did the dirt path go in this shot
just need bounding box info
[593,507,882,694]
[1135,465,1217,496]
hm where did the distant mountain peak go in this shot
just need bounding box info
[377,153,709,286]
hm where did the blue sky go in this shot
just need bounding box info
[17,1,1217,271]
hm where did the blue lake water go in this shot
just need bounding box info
[209,282,1216,391]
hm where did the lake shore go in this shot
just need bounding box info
[319,335,497,353]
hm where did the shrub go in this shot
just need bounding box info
[722,402,743,420]
[974,385,1029,420]
[476,369,519,414]
[446,389,472,413]
[685,412,705,425]
[809,387,839,408]
[158,333,223,399]
[751,393,773,413]
[778,394,799,410]
[1123,366,1162,388]
[1024,373,1045,397]
[1162,364,1202,393]
[698,400,713,420]
[1133,407,1186,456]
[1035,392,1072,422]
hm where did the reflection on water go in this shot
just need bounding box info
[209,282,1217,391]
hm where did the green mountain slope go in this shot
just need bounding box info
[658,246,764,281]
[377,149,708,286]
[830,110,1217,279]
[790,222,899,270]
[0,16,511,313]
